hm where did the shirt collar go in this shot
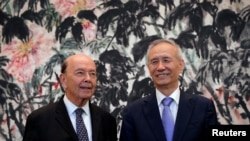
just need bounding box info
[156,87,180,106]
[63,95,90,116]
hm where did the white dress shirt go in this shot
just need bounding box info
[63,95,92,141]
[156,88,180,123]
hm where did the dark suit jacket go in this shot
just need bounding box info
[119,89,218,141]
[22,96,117,141]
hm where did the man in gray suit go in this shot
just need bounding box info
[23,53,117,141]
[119,38,218,141]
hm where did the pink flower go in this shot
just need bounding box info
[82,19,97,42]
[53,0,96,19]
[2,22,56,82]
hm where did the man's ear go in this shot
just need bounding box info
[179,60,185,74]
[59,74,67,89]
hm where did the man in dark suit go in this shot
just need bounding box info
[23,53,117,141]
[119,39,218,141]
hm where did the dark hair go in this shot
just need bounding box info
[61,54,73,73]
[61,60,67,73]
[60,53,77,73]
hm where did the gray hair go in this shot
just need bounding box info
[145,38,184,64]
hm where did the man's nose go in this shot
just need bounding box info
[83,73,91,82]
[156,61,165,70]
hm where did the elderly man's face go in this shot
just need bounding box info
[147,42,184,90]
[60,54,97,107]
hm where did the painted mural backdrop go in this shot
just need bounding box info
[0,0,250,140]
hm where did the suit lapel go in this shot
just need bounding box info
[55,97,78,141]
[89,103,102,141]
[143,94,166,141]
[173,92,194,141]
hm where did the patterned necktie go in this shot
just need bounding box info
[75,108,89,141]
[162,97,174,141]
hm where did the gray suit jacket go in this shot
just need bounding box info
[22,96,117,141]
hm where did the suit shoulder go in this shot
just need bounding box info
[91,104,115,119]
[191,94,212,102]
[27,102,58,119]
[124,94,152,110]
[184,93,214,106]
